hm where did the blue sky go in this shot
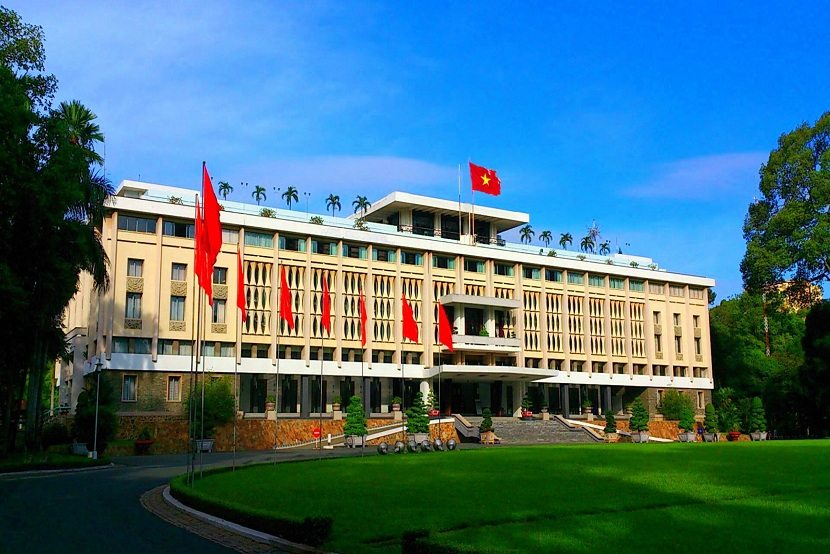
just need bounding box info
[11,1,830,299]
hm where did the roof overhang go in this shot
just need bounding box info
[439,293,522,309]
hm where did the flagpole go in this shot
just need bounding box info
[199,291,206,479]
[457,164,462,240]
[187,196,199,485]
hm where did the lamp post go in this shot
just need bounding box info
[304,192,311,216]
[91,357,103,460]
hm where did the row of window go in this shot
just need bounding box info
[120,374,181,402]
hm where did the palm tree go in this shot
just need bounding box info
[580,235,595,254]
[353,195,371,218]
[56,99,104,164]
[282,186,299,210]
[599,240,611,256]
[252,185,266,205]
[539,230,552,247]
[559,232,573,250]
[326,194,341,217]
[520,225,534,245]
[218,181,233,200]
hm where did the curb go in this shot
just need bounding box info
[0,462,115,479]
[162,486,329,553]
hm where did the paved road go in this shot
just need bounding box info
[0,448,365,554]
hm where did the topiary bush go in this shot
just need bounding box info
[603,411,617,433]
[659,390,695,421]
[703,403,719,433]
[343,395,367,437]
[629,398,650,432]
[479,408,494,432]
[186,377,235,438]
[749,397,767,433]
[405,392,430,434]
[678,405,696,432]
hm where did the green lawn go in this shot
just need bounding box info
[172,441,830,553]
[0,451,110,473]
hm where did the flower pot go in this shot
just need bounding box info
[134,439,154,455]
[678,432,697,443]
[194,438,214,453]
[332,403,341,412]
[480,430,497,445]
[265,402,275,412]
[631,431,649,443]
[521,410,534,421]
[703,432,718,442]
[428,409,440,419]
[727,431,741,442]
[750,431,767,441]
[605,432,619,443]
[391,403,401,412]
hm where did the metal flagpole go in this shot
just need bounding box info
[187,201,199,485]
[457,164,462,240]
[199,292,207,479]
[275,332,280,463]
[319,332,324,458]
[361,344,365,458]
[233,360,237,471]
[438,347,442,442]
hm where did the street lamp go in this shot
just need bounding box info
[91,357,104,460]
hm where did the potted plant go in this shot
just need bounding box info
[629,397,650,443]
[748,397,767,441]
[479,408,497,445]
[265,394,276,412]
[677,406,697,442]
[343,395,367,448]
[604,411,618,443]
[520,394,533,420]
[718,397,741,441]
[478,327,489,337]
[134,427,154,455]
[405,392,430,443]
[187,378,235,452]
[703,403,719,442]
[427,390,440,419]
[332,395,342,412]
[390,396,402,412]
[581,396,594,420]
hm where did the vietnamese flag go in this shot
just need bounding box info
[437,303,454,352]
[321,275,331,335]
[194,195,212,302]
[236,245,246,323]
[359,291,368,347]
[469,161,501,196]
[202,163,222,273]
[401,294,419,343]
[279,265,294,331]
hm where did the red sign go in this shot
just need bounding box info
[312,427,321,439]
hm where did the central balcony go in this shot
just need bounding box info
[452,334,522,353]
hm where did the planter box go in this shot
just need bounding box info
[480,430,497,445]
[605,432,619,443]
[194,439,214,453]
[727,431,741,442]
[703,432,718,443]
[677,432,697,443]
[345,435,364,448]
[134,439,154,455]
[631,431,650,443]
[750,431,767,441]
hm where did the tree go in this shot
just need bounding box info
[703,403,719,433]
[800,300,830,436]
[218,180,232,200]
[325,194,341,217]
[749,397,767,433]
[579,235,595,254]
[343,395,367,438]
[629,398,649,433]
[603,411,616,434]
[186,378,234,439]
[741,112,830,303]
[405,392,430,435]
[251,185,266,205]
[539,230,552,247]
[0,7,57,108]
[73,375,117,455]
[353,195,371,218]
[479,408,494,432]
[281,186,298,210]
[559,232,572,249]
[599,240,611,256]
[678,406,696,433]
[659,390,695,421]
[56,100,104,163]
[519,225,534,244]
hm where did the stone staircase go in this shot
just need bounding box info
[463,415,601,444]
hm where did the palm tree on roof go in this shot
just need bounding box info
[520,225,534,245]
[218,181,233,201]
[326,194,341,217]
[539,230,552,248]
[599,240,611,256]
[580,235,595,254]
[353,195,371,218]
[559,232,573,250]
[282,186,299,210]
[252,185,266,205]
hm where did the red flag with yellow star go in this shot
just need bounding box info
[469,161,501,196]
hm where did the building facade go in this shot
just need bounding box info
[58,180,715,420]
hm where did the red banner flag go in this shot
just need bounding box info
[202,163,222,275]
[236,245,246,323]
[469,161,501,196]
[279,265,294,331]
[194,196,212,302]
[401,294,419,343]
[321,275,331,335]
[437,303,454,352]
[359,291,368,347]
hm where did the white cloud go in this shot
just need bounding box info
[624,152,767,199]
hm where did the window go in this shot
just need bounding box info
[610,277,624,290]
[693,315,700,328]
[673,313,681,326]
[695,337,702,356]
[373,248,395,263]
[401,251,422,265]
[312,240,336,255]
[523,266,540,280]
[134,338,151,354]
[118,215,156,234]
[179,341,193,356]
[545,269,562,282]
[589,274,605,287]
[167,376,181,402]
[653,311,661,325]
[213,267,227,284]
[170,296,185,321]
[629,279,645,292]
[570,361,583,372]
[212,299,226,324]
[669,285,685,297]
[689,287,705,300]
[113,337,129,353]
[495,263,514,276]
[649,282,664,295]
[162,220,194,238]
[655,335,662,353]
[464,258,484,273]
[675,335,683,354]
[126,292,142,319]
[567,272,584,285]
[342,244,367,259]
[220,343,235,357]
[171,263,187,281]
[433,255,455,269]
[127,259,143,277]
[278,235,305,252]
[245,231,274,249]
[697,391,705,409]
[122,375,137,402]
[222,228,239,244]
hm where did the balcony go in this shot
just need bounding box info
[452,334,521,353]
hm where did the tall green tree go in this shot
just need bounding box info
[352,195,371,218]
[559,232,572,249]
[539,230,552,247]
[741,112,830,303]
[519,224,534,244]
[251,185,266,205]
[325,194,341,217]
[281,185,298,209]
[217,180,232,200]
[800,301,830,436]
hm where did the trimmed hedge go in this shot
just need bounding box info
[170,471,332,546]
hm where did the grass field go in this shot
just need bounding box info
[173,441,830,553]
[0,451,110,473]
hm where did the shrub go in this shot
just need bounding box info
[353,218,369,231]
[41,420,70,448]
[390,396,402,405]
[186,377,235,438]
[521,394,532,410]
[749,397,767,433]
[427,390,438,410]
[479,408,494,432]
[678,406,696,432]
[715,388,741,432]
[703,403,719,433]
[343,395,367,437]
[405,392,430,434]
[309,215,324,224]
[659,390,695,420]
[629,398,650,432]
[603,411,617,433]
[74,377,118,454]
[260,207,276,218]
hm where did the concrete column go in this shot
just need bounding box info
[363,377,372,415]
[300,375,310,417]
[603,385,612,415]
[562,384,570,417]
[419,379,431,404]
